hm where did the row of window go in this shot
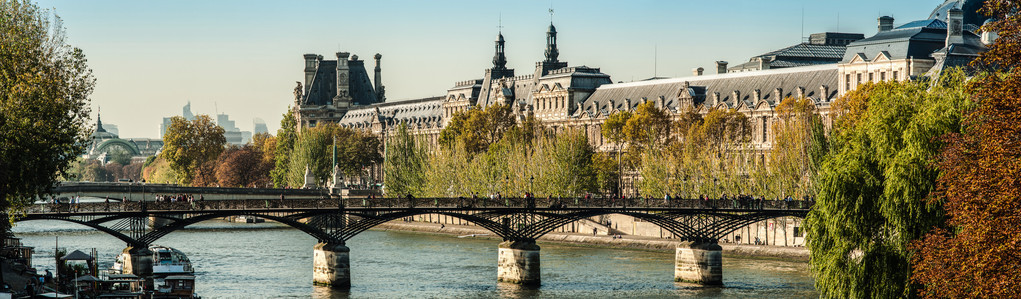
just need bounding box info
[845,70,900,91]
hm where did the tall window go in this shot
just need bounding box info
[845,74,851,91]
[893,71,899,81]
[880,72,886,81]
[857,73,863,86]
[868,72,874,82]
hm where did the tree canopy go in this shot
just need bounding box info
[911,2,1021,296]
[1,0,95,213]
[159,115,226,185]
[807,69,971,298]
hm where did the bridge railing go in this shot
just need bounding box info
[24,196,813,214]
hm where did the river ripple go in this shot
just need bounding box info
[12,220,816,298]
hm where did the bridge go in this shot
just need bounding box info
[14,191,812,289]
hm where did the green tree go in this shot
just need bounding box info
[807,70,971,298]
[383,123,428,196]
[286,124,381,188]
[769,96,828,199]
[439,103,517,153]
[0,0,95,213]
[159,115,226,185]
[271,110,297,187]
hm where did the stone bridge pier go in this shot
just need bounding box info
[674,242,723,285]
[497,240,541,286]
[313,242,351,289]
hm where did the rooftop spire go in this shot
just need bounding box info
[544,8,560,63]
[493,16,508,71]
[95,107,106,133]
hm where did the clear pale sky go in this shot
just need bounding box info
[35,0,945,138]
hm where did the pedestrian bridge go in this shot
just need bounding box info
[14,193,812,288]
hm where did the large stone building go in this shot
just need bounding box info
[291,0,994,182]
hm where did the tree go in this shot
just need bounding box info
[912,2,1021,297]
[214,145,271,188]
[271,110,297,187]
[769,96,828,199]
[383,123,428,196]
[159,115,226,185]
[438,103,517,153]
[0,0,95,213]
[286,124,381,188]
[807,70,971,298]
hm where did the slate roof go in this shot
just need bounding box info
[336,96,444,128]
[302,59,379,106]
[841,18,985,63]
[579,65,839,117]
[730,43,849,71]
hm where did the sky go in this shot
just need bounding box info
[34,0,947,138]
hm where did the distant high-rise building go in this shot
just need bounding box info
[103,123,119,136]
[253,118,268,135]
[216,113,251,146]
[161,101,196,138]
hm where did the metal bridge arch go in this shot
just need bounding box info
[15,215,145,247]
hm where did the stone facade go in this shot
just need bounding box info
[291,1,992,186]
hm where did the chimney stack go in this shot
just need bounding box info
[878,16,894,33]
[693,67,704,76]
[303,54,320,94]
[374,53,385,102]
[716,61,729,74]
[758,57,772,70]
[946,8,964,46]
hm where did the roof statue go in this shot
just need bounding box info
[294,81,303,104]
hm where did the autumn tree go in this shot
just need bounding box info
[214,145,272,188]
[807,69,971,298]
[912,2,1021,297]
[0,0,95,213]
[159,115,226,185]
[439,103,517,153]
[769,96,828,199]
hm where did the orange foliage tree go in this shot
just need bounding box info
[911,1,1021,297]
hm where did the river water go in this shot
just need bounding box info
[12,220,816,298]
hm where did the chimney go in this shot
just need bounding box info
[335,52,351,108]
[758,57,772,70]
[878,16,894,32]
[374,53,385,102]
[732,90,741,103]
[693,67,704,76]
[796,86,805,98]
[716,61,729,74]
[819,85,830,101]
[303,54,319,94]
[753,89,761,102]
[711,92,721,107]
[773,88,783,101]
[946,8,964,46]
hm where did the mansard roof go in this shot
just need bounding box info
[336,96,444,128]
[842,19,984,63]
[580,64,838,115]
[302,58,379,106]
[730,43,849,70]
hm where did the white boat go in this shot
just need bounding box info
[112,245,198,298]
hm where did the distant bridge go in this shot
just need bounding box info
[18,185,812,288]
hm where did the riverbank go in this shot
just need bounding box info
[372,221,809,261]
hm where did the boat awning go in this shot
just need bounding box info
[164,275,195,280]
[61,250,94,261]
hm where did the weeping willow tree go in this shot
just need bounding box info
[383,123,428,197]
[807,69,971,298]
